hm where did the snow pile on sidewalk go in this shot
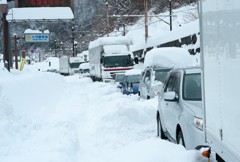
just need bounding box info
[0,62,213,162]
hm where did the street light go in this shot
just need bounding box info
[54,39,57,57]
[74,41,78,57]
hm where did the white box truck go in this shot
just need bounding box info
[69,57,84,74]
[88,37,134,83]
[200,0,240,161]
[59,57,70,76]
[59,57,84,76]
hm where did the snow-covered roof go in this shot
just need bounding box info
[103,45,128,54]
[125,69,142,76]
[24,29,50,34]
[89,37,132,49]
[144,47,194,68]
[6,7,74,22]
[0,0,7,4]
[79,63,89,69]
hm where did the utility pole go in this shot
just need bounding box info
[14,35,18,69]
[13,35,24,69]
[72,26,75,57]
[106,2,109,37]
[144,0,148,43]
[170,0,172,31]
[1,4,10,71]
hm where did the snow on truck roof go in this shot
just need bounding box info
[89,37,132,49]
[144,47,194,68]
[79,63,89,69]
[125,69,142,76]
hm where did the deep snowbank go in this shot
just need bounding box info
[0,62,213,162]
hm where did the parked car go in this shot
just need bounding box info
[139,47,193,100]
[156,67,206,150]
[119,69,142,95]
[139,67,171,99]
[47,69,58,73]
[112,73,125,84]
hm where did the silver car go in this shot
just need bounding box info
[139,67,171,99]
[156,67,206,150]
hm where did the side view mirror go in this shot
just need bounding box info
[119,82,123,85]
[134,57,139,64]
[145,77,149,83]
[117,85,122,89]
[164,91,178,101]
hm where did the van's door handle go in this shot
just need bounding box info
[166,103,168,106]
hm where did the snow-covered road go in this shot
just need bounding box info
[0,65,213,162]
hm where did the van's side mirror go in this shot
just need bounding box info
[134,57,139,64]
[119,82,123,85]
[164,91,178,101]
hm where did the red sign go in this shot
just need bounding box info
[18,0,70,8]
[22,51,26,58]
[35,49,39,53]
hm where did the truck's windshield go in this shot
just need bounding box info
[83,69,89,73]
[183,74,202,101]
[155,69,171,82]
[69,62,82,68]
[104,56,133,68]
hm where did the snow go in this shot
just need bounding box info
[144,47,197,68]
[0,3,216,162]
[0,59,215,162]
[24,29,50,34]
[103,45,128,54]
[6,7,74,22]
[79,63,89,69]
[125,69,142,76]
[89,37,132,49]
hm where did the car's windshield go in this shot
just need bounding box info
[70,62,82,68]
[104,56,133,68]
[155,69,171,82]
[116,74,125,82]
[183,73,202,101]
[127,75,141,83]
[83,69,89,73]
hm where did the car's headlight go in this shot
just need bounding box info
[193,117,203,130]
[154,89,161,96]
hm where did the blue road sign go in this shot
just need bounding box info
[25,33,50,42]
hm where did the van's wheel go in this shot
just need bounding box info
[157,114,166,139]
[138,91,140,96]
[147,96,150,100]
[177,130,185,147]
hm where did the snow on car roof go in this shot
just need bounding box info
[89,37,132,49]
[144,47,194,68]
[79,63,89,69]
[125,69,142,76]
